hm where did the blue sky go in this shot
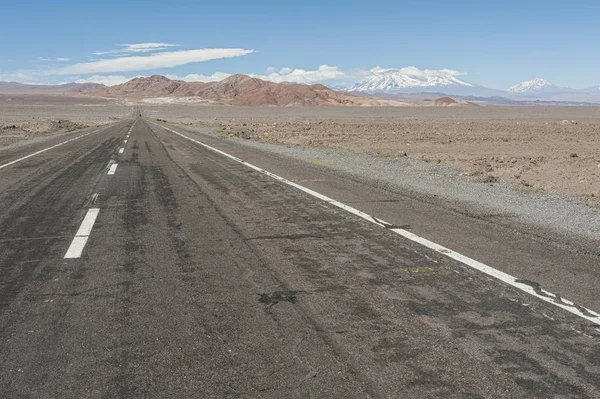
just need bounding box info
[1,0,599,89]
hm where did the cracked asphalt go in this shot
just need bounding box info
[0,118,599,398]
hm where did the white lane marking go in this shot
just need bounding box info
[108,163,118,175]
[75,208,100,236]
[124,140,128,143]
[64,237,90,259]
[125,119,136,136]
[150,121,600,326]
[118,148,124,154]
[91,193,99,204]
[64,208,100,258]
[0,125,113,170]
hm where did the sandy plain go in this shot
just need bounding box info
[0,95,130,146]
[145,105,600,207]
[1,97,599,207]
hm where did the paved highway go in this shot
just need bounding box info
[1,118,599,398]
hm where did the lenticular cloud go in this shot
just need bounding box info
[53,48,254,75]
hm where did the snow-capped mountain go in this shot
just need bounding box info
[507,78,572,94]
[347,66,473,93]
[343,66,505,96]
[508,78,552,93]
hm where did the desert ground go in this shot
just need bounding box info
[143,105,600,207]
[0,95,128,146]
[2,98,599,207]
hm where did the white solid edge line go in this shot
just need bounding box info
[64,208,100,259]
[150,121,600,326]
[108,163,118,175]
[0,124,114,171]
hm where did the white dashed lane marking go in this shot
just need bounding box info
[108,163,118,175]
[64,208,100,259]
[150,121,600,326]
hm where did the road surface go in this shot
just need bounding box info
[1,118,599,398]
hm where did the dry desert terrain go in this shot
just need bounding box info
[146,105,600,207]
[2,98,599,207]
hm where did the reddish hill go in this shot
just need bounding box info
[86,74,395,106]
[433,97,457,105]
[423,97,477,106]
[89,75,183,98]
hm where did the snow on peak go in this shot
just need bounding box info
[347,66,473,92]
[507,78,553,93]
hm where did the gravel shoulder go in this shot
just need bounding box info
[180,122,600,246]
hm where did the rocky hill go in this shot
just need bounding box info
[85,74,395,106]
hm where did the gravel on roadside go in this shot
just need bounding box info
[184,123,600,245]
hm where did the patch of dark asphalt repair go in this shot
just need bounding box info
[258,291,301,308]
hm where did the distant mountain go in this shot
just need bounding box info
[346,66,472,92]
[0,81,105,94]
[507,78,573,95]
[422,97,477,107]
[508,78,553,93]
[347,67,473,91]
[342,69,600,103]
[582,85,600,94]
[85,74,398,106]
[343,67,505,97]
[87,75,191,98]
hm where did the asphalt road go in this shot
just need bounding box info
[0,118,599,398]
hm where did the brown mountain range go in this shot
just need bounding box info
[85,74,401,106]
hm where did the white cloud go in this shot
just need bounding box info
[94,43,180,55]
[369,66,467,78]
[0,71,40,83]
[65,72,232,87]
[38,57,70,62]
[52,48,255,75]
[164,72,231,82]
[252,65,345,83]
